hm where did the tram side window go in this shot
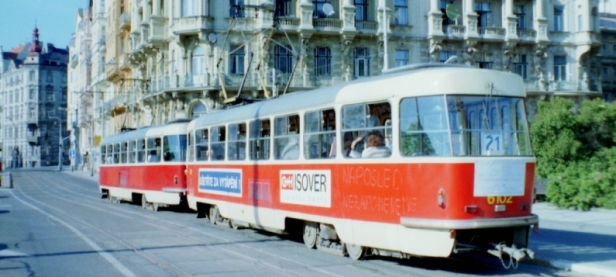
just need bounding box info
[163,135,187,162]
[121,142,129,163]
[137,139,145,163]
[274,114,300,160]
[101,145,107,164]
[210,126,226,161]
[341,102,391,158]
[249,119,270,160]
[146,137,161,162]
[113,143,120,164]
[128,140,136,163]
[195,128,209,161]
[304,109,336,159]
[399,96,451,156]
[227,123,247,161]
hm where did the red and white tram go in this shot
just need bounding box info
[182,64,537,264]
[99,119,190,211]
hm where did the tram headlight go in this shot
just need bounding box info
[437,189,446,208]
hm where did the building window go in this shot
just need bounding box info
[192,102,207,118]
[354,48,370,77]
[554,6,564,31]
[314,47,331,76]
[47,71,53,82]
[474,2,492,28]
[554,55,567,81]
[440,1,456,30]
[230,0,245,18]
[192,46,205,86]
[182,0,197,17]
[355,0,368,21]
[395,50,409,67]
[29,89,35,100]
[29,70,35,81]
[394,0,408,25]
[477,53,493,69]
[229,45,245,75]
[46,86,54,101]
[514,5,525,29]
[513,54,528,80]
[313,0,332,18]
[438,50,456,63]
[275,0,291,17]
[578,14,583,31]
[274,45,293,74]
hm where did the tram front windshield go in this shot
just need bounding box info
[400,95,532,157]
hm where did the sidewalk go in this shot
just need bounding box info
[528,202,616,277]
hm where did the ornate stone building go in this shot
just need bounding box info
[0,27,69,168]
[73,0,602,173]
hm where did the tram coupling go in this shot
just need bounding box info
[487,242,534,269]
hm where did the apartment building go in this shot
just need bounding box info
[0,27,69,168]
[73,0,602,173]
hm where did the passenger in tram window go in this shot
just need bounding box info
[148,150,159,162]
[279,135,299,160]
[361,130,391,158]
[351,105,383,150]
[329,132,354,158]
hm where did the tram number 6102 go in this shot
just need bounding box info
[487,196,513,205]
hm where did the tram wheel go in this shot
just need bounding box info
[345,243,365,260]
[209,206,220,225]
[303,221,318,249]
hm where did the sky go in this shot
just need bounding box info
[0,0,87,50]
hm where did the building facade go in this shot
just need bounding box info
[71,0,602,173]
[68,4,94,170]
[0,27,69,168]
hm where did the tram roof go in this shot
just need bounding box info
[189,64,524,129]
[101,127,150,145]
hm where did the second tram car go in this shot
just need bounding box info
[99,119,190,211]
[182,64,537,264]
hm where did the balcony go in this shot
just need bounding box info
[28,135,39,145]
[517,29,537,43]
[172,16,215,36]
[479,27,506,40]
[147,16,167,44]
[120,13,131,31]
[103,94,126,112]
[26,115,38,126]
[444,25,466,39]
[313,18,342,32]
[355,21,378,33]
[277,17,300,31]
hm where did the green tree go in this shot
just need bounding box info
[532,97,616,210]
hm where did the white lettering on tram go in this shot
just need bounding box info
[280,170,331,208]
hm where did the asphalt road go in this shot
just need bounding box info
[0,169,587,277]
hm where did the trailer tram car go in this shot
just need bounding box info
[181,64,538,265]
[99,119,190,211]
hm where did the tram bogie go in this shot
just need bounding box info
[100,64,538,268]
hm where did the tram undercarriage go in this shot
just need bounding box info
[454,226,535,269]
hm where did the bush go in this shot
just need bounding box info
[532,97,616,210]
